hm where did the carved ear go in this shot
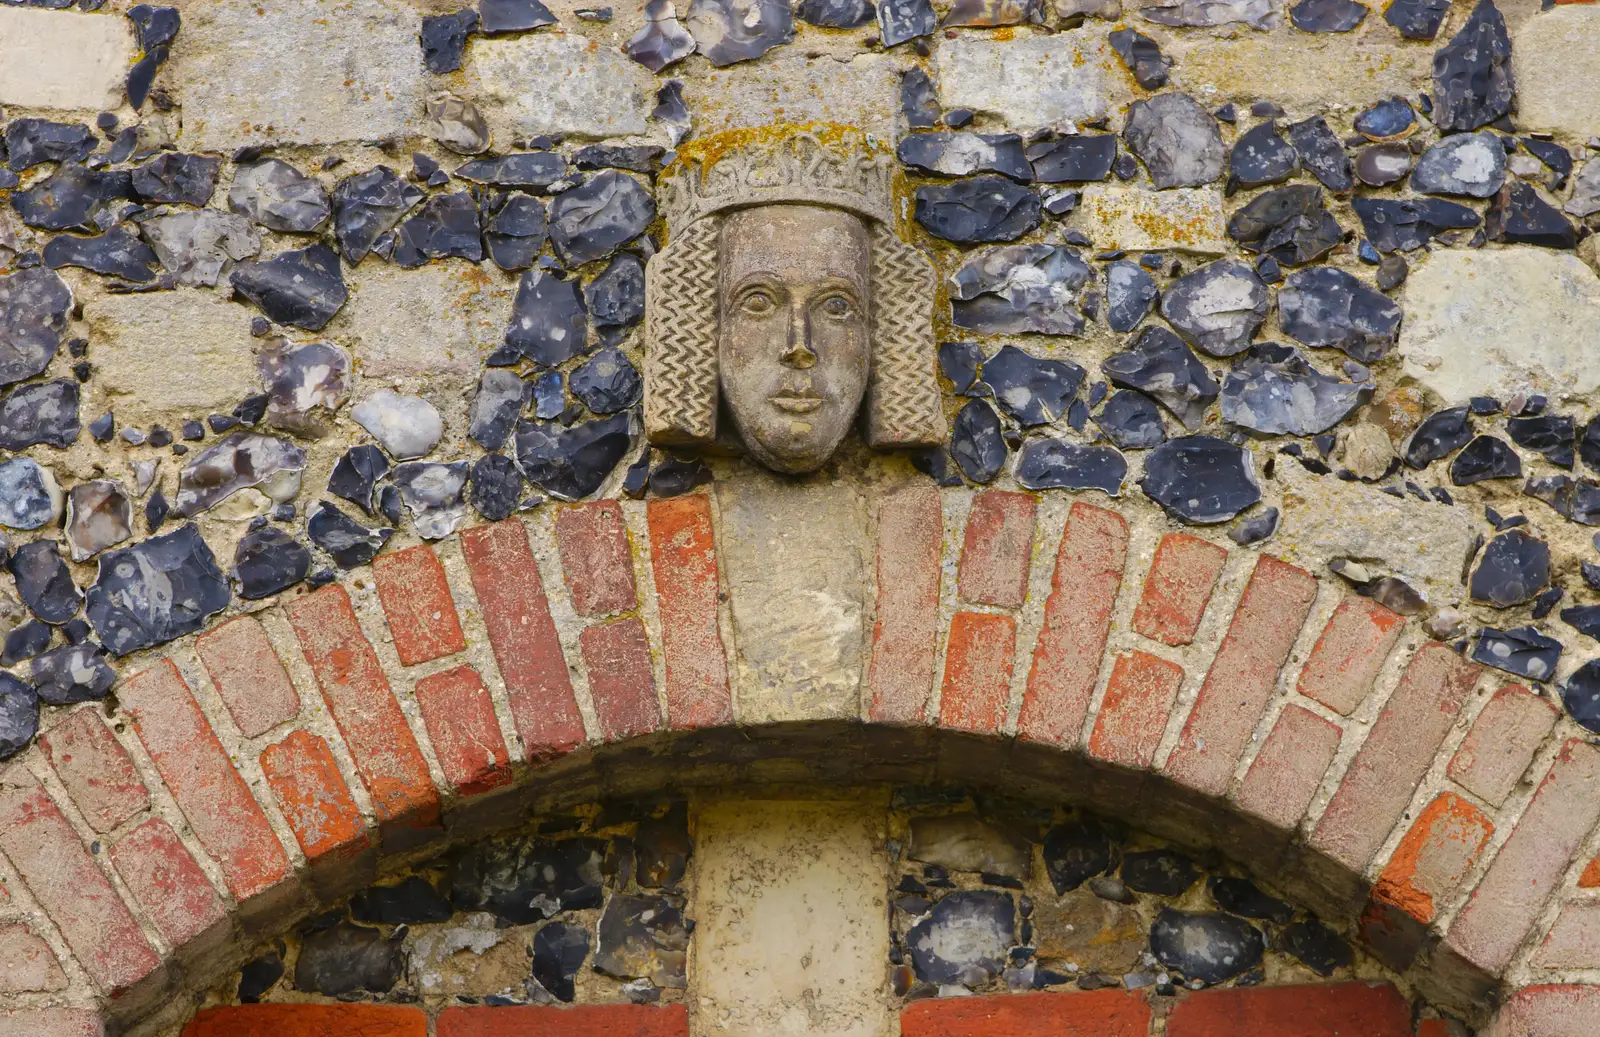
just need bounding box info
[865,224,948,449]
[644,219,721,447]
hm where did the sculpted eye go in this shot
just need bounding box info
[820,294,854,318]
[740,290,776,316]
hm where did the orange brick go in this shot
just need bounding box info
[1448,684,1559,807]
[580,617,661,741]
[957,489,1037,608]
[195,615,300,737]
[1296,596,1405,716]
[39,709,147,834]
[287,585,440,831]
[1166,982,1412,1037]
[373,544,466,666]
[109,818,226,950]
[867,485,944,724]
[646,494,732,729]
[902,989,1152,1037]
[556,501,638,617]
[462,519,586,761]
[1165,556,1318,797]
[1234,705,1341,831]
[436,1004,689,1037]
[414,665,512,796]
[118,660,290,900]
[1018,503,1128,746]
[259,730,370,864]
[1581,856,1600,888]
[183,1005,427,1037]
[1371,793,1494,925]
[939,611,1017,735]
[1133,532,1227,646]
[1088,652,1185,769]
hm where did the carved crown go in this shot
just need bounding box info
[658,124,896,236]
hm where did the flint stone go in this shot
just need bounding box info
[1352,197,1479,253]
[594,893,689,987]
[1161,258,1267,357]
[1563,660,1600,734]
[687,0,793,66]
[1276,918,1351,976]
[951,400,1007,484]
[1288,116,1353,191]
[0,380,78,450]
[485,193,548,271]
[469,33,655,139]
[915,177,1040,244]
[549,170,654,266]
[1384,0,1448,38]
[392,192,483,268]
[1450,435,1521,485]
[229,243,347,331]
[1142,0,1275,28]
[1564,159,1600,219]
[233,526,310,599]
[1470,528,1550,607]
[1015,439,1125,495]
[31,643,115,706]
[11,164,134,232]
[627,0,696,72]
[1277,267,1401,363]
[4,119,94,172]
[949,246,1089,336]
[1472,625,1561,682]
[10,540,80,625]
[1412,132,1506,198]
[1106,261,1159,333]
[1486,181,1577,250]
[422,11,475,74]
[141,210,261,287]
[902,67,941,129]
[1402,406,1473,469]
[878,0,936,45]
[1108,27,1168,90]
[908,815,1030,879]
[570,349,641,414]
[587,253,645,329]
[1124,93,1225,190]
[295,922,404,997]
[1150,909,1264,985]
[1220,342,1371,436]
[455,152,568,189]
[351,877,453,926]
[328,445,390,513]
[0,458,61,530]
[65,480,132,561]
[43,227,161,283]
[515,413,633,500]
[307,501,393,568]
[352,390,441,461]
[480,0,557,32]
[1228,120,1298,191]
[0,674,37,761]
[0,267,71,386]
[393,461,469,540]
[131,153,220,208]
[1142,435,1260,523]
[798,0,875,25]
[470,371,528,452]
[1432,0,1514,133]
[976,344,1085,426]
[1354,143,1412,188]
[1071,185,1227,254]
[331,167,424,264]
[575,145,667,174]
[1042,821,1112,893]
[908,890,1013,987]
[1102,326,1219,429]
[1508,414,1575,467]
[532,921,589,1002]
[1094,390,1165,449]
[1289,0,1365,31]
[505,270,587,367]
[257,339,349,438]
[470,454,524,522]
[228,159,329,233]
[1027,135,1117,183]
[86,524,230,656]
[1226,185,1343,266]
[933,36,1129,130]
[176,432,306,517]
[899,133,1032,181]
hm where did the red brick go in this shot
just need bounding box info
[1417,1022,1452,1037]
[287,586,439,831]
[258,730,370,864]
[372,543,466,666]
[1088,652,1186,769]
[118,660,290,900]
[867,485,944,724]
[957,489,1037,608]
[646,494,732,729]
[1234,704,1342,830]
[580,617,661,741]
[1449,739,1600,975]
[182,1005,427,1037]
[1164,556,1319,796]
[0,923,65,993]
[1448,684,1559,807]
[414,665,513,796]
[1166,982,1412,1037]
[1310,644,1481,871]
[38,709,147,833]
[939,611,1017,735]
[1534,902,1600,970]
[1296,596,1405,716]
[1132,532,1227,647]
[1370,793,1494,925]
[1581,856,1600,888]
[436,1004,690,1037]
[0,767,158,993]
[195,615,300,737]
[1486,985,1600,1037]
[556,501,638,617]
[0,1009,104,1037]
[109,818,226,950]
[901,989,1152,1037]
[1018,503,1128,746]
[462,519,586,761]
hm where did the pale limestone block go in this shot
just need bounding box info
[1512,7,1600,139]
[83,290,260,418]
[174,0,425,151]
[339,261,507,380]
[0,8,133,112]
[1399,248,1600,405]
[1168,31,1428,112]
[1071,185,1227,254]
[715,475,867,723]
[686,55,899,142]
[467,33,656,141]
[691,797,890,1037]
[933,33,1134,131]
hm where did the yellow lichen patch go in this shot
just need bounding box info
[1072,185,1228,255]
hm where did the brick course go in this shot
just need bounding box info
[1132,532,1227,646]
[0,923,64,993]
[1165,982,1413,1037]
[555,501,638,618]
[109,818,226,951]
[182,1005,427,1036]
[413,665,513,796]
[645,495,732,729]
[258,730,370,865]
[372,544,467,666]
[1088,652,1186,769]
[939,611,1017,735]
[195,615,301,737]
[1296,596,1405,716]
[867,485,944,724]
[436,1004,690,1036]
[39,709,147,834]
[579,618,661,741]
[957,489,1037,608]
[901,989,1152,1036]
[1448,685,1558,807]
[1234,704,1341,831]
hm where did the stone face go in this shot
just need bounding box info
[468,33,656,139]
[86,523,231,656]
[175,0,425,150]
[1072,186,1226,253]
[1123,93,1225,190]
[0,8,134,112]
[84,291,259,417]
[933,36,1131,130]
[1399,249,1600,404]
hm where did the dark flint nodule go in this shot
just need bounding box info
[1226,185,1343,267]
[686,0,793,65]
[469,453,525,521]
[1354,98,1417,141]
[32,643,116,706]
[1105,261,1158,333]
[393,461,470,540]
[977,344,1085,426]
[1102,326,1219,430]
[131,153,221,207]
[1521,138,1572,189]
[1208,876,1293,923]
[898,133,1032,181]
[1384,0,1448,39]
[515,413,633,501]
[1486,181,1578,250]
[1026,135,1118,184]
[3,623,52,669]
[1582,416,1600,474]
[232,526,311,600]
[295,922,404,997]
[229,159,331,233]
[574,145,667,174]
[548,170,656,265]
[1142,436,1261,524]
[1431,0,1514,133]
[593,892,689,987]
[1450,435,1522,485]
[0,675,38,761]
[484,193,548,271]
[0,380,79,450]
[237,952,285,1004]
[469,370,528,452]
[1122,93,1225,190]
[328,445,391,512]
[653,80,693,146]
[307,501,394,569]
[907,890,1013,988]
[1276,267,1401,363]
[533,921,591,1002]
[11,164,134,232]
[452,838,605,920]
[533,371,566,418]
[43,227,161,283]
[229,243,347,331]
[1227,120,1298,193]
[392,192,483,268]
[1470,529,1550,608]
[1220,342,1371,436]
[505,270,588,367]
[950,400,1007,484]
[1015,439,1125,495]
[455,152,570,189]
[587,253,646,329]
[797,0,874,27]
[877,0,936,46]
[1508,414,1576,467]
[939,341,985,397]
[914,177,1041,244]
[5,119,94,172]
[1289,0,1365,32]
[648,456,712,497]
[1277,918,1352,976]
[1042,820,1111,893]
[950,246,1089,337]
[1354,195,1479,250]
[1161,259,1267,358]
[480,0,557,32]
[1403,407,1473,468]
[1095,390,1166,450]
[1522,475,1600,526]
[1412,132,1506,198]
[1473,625,1561,683]
[571,348,642,414]
[901,68,941,130]
[1287,116,1354,192]
[9,541,79,625]
[1108,28,1169,90]
[626,0,697,71]
[0,268,72,386]
[86,524,230,656]
[1121,849,1199,896]
[351,877,453,925]
[331,167,425,263]
[1150,909,1264,986]
[128,4,181,50]
[1354,143,1414,188]
[1562,605,1600,642]
[1564,661,1600,733]
[422,11,477,74]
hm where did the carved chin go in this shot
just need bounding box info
[736,410,854,474]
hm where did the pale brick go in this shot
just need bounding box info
[1233,704,1341,831]
[1296,596,1405,717]
[39,709,148,835]
[866,485,944,725]
[957,490,1037,609]
[0,8,132,112]
[1448,685,1559,807]
[0,923,65,993]
[1534,902,1600,971]
[1088,652,1185,769]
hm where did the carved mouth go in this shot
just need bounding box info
[769,391,822,414]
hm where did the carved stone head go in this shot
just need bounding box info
[644,125,947,473]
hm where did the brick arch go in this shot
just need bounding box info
[0,487,1595,1036]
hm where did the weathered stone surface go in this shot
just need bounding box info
[1399,249,1600,405]
[1032,891,1145,972]
[343,261,498,381]
[1071,186,1226,253]
[933,35,1132,130]
[175,0,426,150]
[84,291,258,417]
[1166,35,1427,110]
[142,210,262,288]
[687,55,898,140]
[0,8,134,112]
[468,33,656,139]
[908,815,1031,879]
[1124,92,1225,189]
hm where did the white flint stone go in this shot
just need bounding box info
[1513,7,1600,139]
[934,35,1132,131]
[353,389,444,460]
[0,7,134,112]
[468,33,656,140]
[1071,186,1227,253]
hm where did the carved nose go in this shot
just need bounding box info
[781,307,817,369]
